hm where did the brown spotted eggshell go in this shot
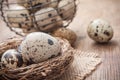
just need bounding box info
[52,28,77,45]
[49,0,59,8]
[20,32,61,64]
[1,49,24,69]
[35,7,63,32]
[87,19,114,43]
[6,5,32,29]
[17,0,59,11]
[58,0,76,20]
[17,0,50,9]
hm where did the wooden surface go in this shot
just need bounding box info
[0,0,120,80]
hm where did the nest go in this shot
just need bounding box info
[0,37,74,80]
[0,0,77,79]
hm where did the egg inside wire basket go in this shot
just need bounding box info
[0,0,77,35]
[0,0,77,79]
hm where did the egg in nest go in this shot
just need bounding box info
[1,49,23,69]
[20,32,61,64]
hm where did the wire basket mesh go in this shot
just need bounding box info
[0,0,77,36]
[0,1,78,79]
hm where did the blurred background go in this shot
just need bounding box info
[0,0,120,80]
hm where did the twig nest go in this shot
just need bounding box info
[20,32,61,64]
[35,7,63,32]
[6,4,32,29]
[58,0,76,20]
[52,28,77,45]
[1,49,24,69]
[0,37,73,80]
[87,19,114,43]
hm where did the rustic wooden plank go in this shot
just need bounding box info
[69,0,120,80]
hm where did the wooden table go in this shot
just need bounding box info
[0,0,120,80]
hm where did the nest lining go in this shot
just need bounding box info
[0,37,74,80]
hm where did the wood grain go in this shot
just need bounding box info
[69,0,120,80]
[0,0,120,80]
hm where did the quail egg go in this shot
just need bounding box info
[49,0,59,8]
[6,5,32,29]
[52,28,77,45]
[87,19,114,43]
[58,0,76,20]
[17,0,49,9]
[1,49,24,69]
[35,7,63,32]
[17,0,58,11]
[20,32,61,64]
[22,26,38,34]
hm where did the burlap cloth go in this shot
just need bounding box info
[56,50,101,80]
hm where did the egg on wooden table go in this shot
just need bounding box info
[1,49,24,69]
[87,19,114,43]
[6,5,32,30]
[20,32,61,64]
[58,0,76,20]
[35,7,63,32]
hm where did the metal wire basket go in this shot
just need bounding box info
[0,0,77,36]
[0,1,78,79]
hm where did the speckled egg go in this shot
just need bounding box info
[58,0,76,20]
[17,0,49,8]
[20,32,61,64]
[35,7,63,32]
[6,5,32,29]
[49,0,59,8]
[87,19,114,43]
[22,26,38,34]
[1,49,23,69]
[52,28,77,45]
[17,0,58,11]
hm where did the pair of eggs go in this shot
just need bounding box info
[1,32,61,69]
[6,0,76,33]
[7,6,62,33]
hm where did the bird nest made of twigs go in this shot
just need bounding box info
[0,0,77,79]
[0,37,74,80]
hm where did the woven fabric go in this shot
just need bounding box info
[56,50,101,80]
